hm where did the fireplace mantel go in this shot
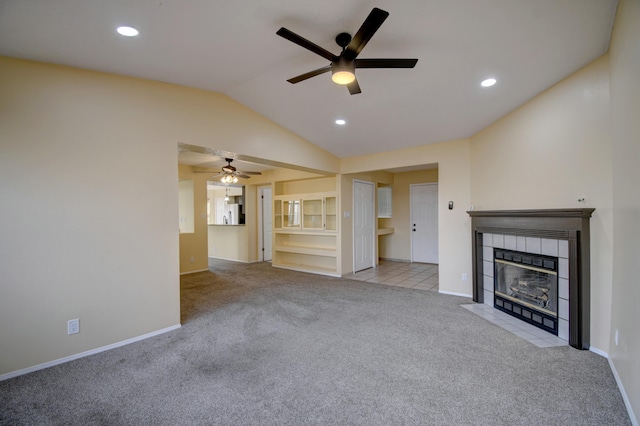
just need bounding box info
[467,208,595,349]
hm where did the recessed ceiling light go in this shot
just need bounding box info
[117,26,139,37]
[481,78,497,87]
[335,119,346,125]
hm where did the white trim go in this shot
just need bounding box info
[207,256,257,263]
[589,346,608,358]
[0,324,181,382]
[440,290,473,298]
[180,268,209,275]
[257,186,273,262]
[608,357,639,426]
[379,257,411,263]
[258,187,263,260]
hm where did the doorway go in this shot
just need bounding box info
[353,180,375,272]
[410,183,438,264]
[258,186,273,262]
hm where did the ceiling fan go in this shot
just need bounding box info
[195,158,262,183]
[276,7,418,95]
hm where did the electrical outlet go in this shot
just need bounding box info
[462,273,468,282]
[190,256,195,263]
[615,329,619,346]
[68,319,79,335]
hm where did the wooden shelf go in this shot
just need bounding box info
[273,261,340,277]
[377,227,395,235]
[274,250,336,270]
[274,245,336,257]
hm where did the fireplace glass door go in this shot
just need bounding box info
[494,249,558,335]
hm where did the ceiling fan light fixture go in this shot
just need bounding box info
[332,70,356,85]
[220,174,238,184]
[331,60,356,85]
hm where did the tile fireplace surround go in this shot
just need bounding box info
[467,209,595,350]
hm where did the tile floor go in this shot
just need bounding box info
[461,303,567,347]
[346,260,566,348]
[345,259,440,292]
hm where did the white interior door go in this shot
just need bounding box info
[354,180,375,272]
[259,187,273,262]
[410,183,438,264]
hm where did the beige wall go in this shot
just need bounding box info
[178,165,209,273]
[208,225,250,261]
[341,139,472,296]
[0,58,181,374]
[609,0,640,420]
[0,57,339,376]
[470,55,612,353]
[280,176,334,194]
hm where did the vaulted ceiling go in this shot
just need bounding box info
[0,0,617,163]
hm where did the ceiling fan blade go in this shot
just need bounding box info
[287,65,332,84]
[355,58,418,68]
[242,171,262,175]
[196,172,224,178]
[342,8,389,61]
[236,174,251,179]
[347,78,361,95]
[277,28,338,62]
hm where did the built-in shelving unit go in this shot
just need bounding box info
[377,227,394,235]
[272,177,340,276]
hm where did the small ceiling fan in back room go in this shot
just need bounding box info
[194,158,262,184]
[276,7,418,95]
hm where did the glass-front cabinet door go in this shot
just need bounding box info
[282,199,301,228]
[273,199,282,229]
[325,196,337,231]
[302,198,323,230]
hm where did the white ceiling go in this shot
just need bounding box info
[0,0,617,162]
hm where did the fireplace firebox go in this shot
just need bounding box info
[494,249,558,335]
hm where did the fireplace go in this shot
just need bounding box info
[467,209,594,350]
[494,249,558,335]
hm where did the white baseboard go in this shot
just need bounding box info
[0,324,181,382]
[608,357,639,426]
[180,268,210,275]
[589,345,608,358]
[439,290,473,298]
[208,256,259,263]
[379,257,411,263]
